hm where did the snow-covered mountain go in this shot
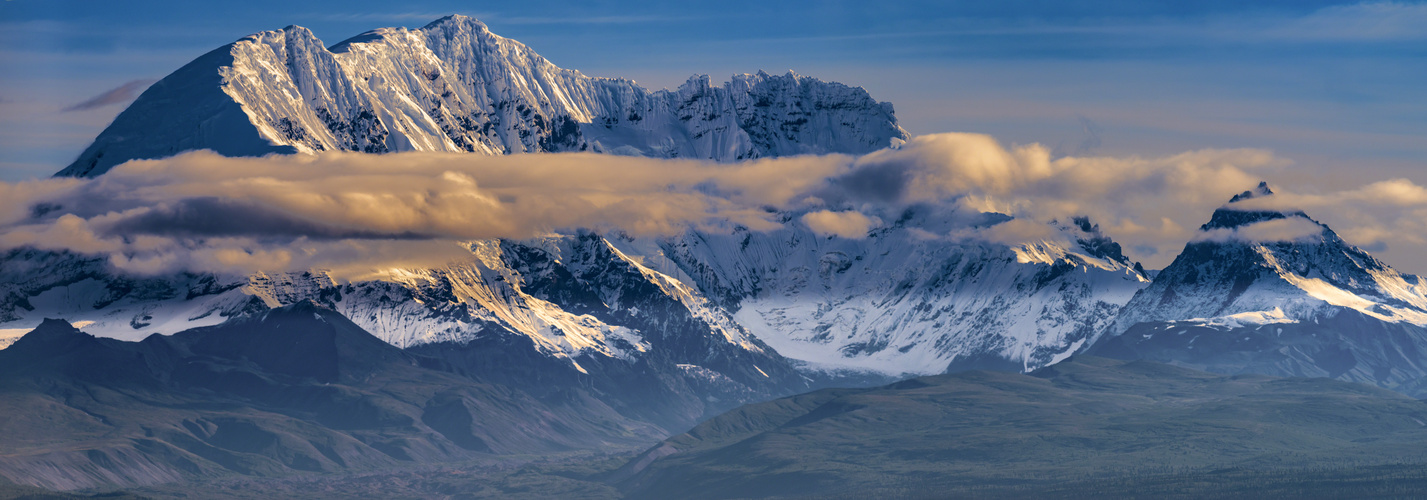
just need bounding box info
[1091,183,1427,395]
[1105,182,1427,329]
[1,236,770,366]
[0,234,814,427]
[13,14,924,429]
[56,15,906,178]
[655,209,1149,376]
[31,13,1427,410]
[23,12,1427,493]
[0,248,263,349]
[0,209,1154,382]
[13,180,1427,399]
[22,14,1154,387]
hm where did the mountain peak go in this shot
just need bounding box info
[1052,215,1138,269]
[36,317,75,329]
[18,318,87,343]
[1104,181,1427,344]
[1200,182,1310,231]
[428,13,470,24]
[421,14,489,33]
[1228,181,1273,203]
[2,318,95,364]
[681,74,713,90]
[58,15,907,176]
[241,24,320,45]
[181,299,404,383]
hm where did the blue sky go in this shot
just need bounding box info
[1,0,1424,188]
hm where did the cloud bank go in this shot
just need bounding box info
[0,150,845,278]
[1196,217,1327,244]
[3,132,1426,278]
[1227,179,1427,255]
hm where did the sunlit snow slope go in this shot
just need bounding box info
[57,15,907,177]
[653,209,1150,376]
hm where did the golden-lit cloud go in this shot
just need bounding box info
[0,150,844,278]
[801,210,880,239]
[3,133,1425,277]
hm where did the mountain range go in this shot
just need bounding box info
[5,14,1427,496]
[56,15,907,178]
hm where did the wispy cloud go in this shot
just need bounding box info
[296,12,693,27]
[698,1,1427,50]
[491,15,697,25]
[300,12,484,23]
[61,79,156,113]
[1265,1,1427,41]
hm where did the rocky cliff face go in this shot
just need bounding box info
[57,15,907,177]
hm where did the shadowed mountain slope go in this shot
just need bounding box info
[0,303,663,491]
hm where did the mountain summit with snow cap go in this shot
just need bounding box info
[1093,182,1427,395]
[57,15,907,177]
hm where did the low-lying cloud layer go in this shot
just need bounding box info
[1197,217,1328,244]
[0,150,848,277]
[3,132,1426,278]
